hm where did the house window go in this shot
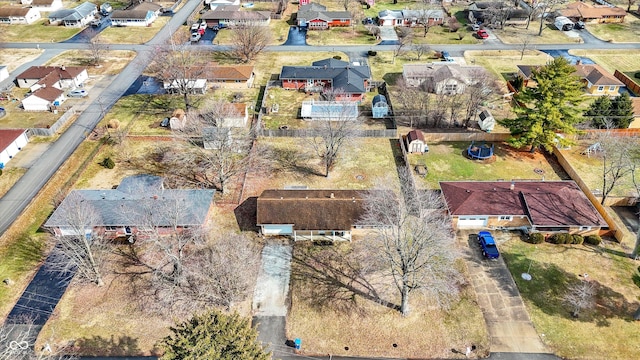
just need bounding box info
[597,86,604,92]
[608,86,615,91]
[499,216,513,221]
[579,226,592,231]
[106,226,117,231]
[444,84,457,92]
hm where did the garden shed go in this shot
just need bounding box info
[405,129,428,153]
[371,94,389,118]
[478,109,495,132]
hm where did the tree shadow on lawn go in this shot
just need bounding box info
[73,334,146,356]
[263,145,324,178]
[290,243,399,314]
[504,252,637,327]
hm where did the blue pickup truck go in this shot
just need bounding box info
[478,231,500,259]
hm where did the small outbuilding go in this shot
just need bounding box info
[478,109,495,132]
[0,129,29,169]
[405,129,428,153]
[371,94,389,118]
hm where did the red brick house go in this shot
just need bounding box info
[279,58,371,101]
[440,181,607,235]
[559,2,627,24]
[296,3,351,29]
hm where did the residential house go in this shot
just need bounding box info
[296,3,350,29]
[468,1,506,24]
[403,63,486,94]
[257,189,374,241]
[22,0,63,12]
[48,2,97,27]
[0,129,29,169]
[371,94,389,118]
[21,87,65,111]
[440,180,607,234]
[15,65,88,91]
[0,66,8,82]
[558,2,626,23]
[400,9,445,27]
[0,7,41,24]
[163,79,208,94]
[377,9,402,26]
[467,2,529,27]
[300,100,359,121]
[573,62,625,95]
[404,129,428,153]
[44,175,215,238]
[516,64,542,87]
[110,3,162,27]
[201,5,271,27]
[207,65,255,88]
[280,58,372,101]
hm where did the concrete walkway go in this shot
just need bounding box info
[252,242,293,357]
[460,231,550,354]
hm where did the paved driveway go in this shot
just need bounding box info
[461,230,550,354]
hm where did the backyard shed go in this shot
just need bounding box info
[0,129,29,169]
[405,129,428,153]
[478,109,495,132]
[371,94,389,118]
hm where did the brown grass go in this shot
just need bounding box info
[0,168,27,198]
[44,50,137,76]
[0,49,43,72]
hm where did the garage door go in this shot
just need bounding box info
[59,227,92,236]
[262,224,293,235]
[457,216,488,228]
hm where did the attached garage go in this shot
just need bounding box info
[457,216,488,228]
[261,224,293,236]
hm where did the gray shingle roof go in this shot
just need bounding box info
[280,58,371,94]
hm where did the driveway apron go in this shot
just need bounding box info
[461,231,550,353]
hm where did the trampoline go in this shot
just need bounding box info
[467,141,494,160]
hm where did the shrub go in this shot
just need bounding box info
[548,233,572,244]
[0,169,3,176]
[101,157,115,169]
[367,50,377,56]
[634,72,640,79]
[332,55,342,60]
[571,234,584,245]
[526,233,545,244]
[107,119,120,129]
[584,235,602,246]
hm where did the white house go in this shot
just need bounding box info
[0,129,29,169]
[15,65,88,91]
[403,63,487,95]
[22,0,63,12]
[0,66,9,82]
[110,10,157,26]
[21,87,65,111]
[0,7,42,24]
[48,2,96,27]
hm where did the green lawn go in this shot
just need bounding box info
[568,49,640,84]
[465,50,553,82]
[99,17,170,44]
[501,239,640,360]
[0,20,80,43]
[586,18,640,43]
[411,142,565,189]
[306,26,377,46]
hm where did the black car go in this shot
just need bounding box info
[574,21,585,30]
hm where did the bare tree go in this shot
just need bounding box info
[47,192,107,286]
[365,24,380,40]
[413,42,430,60]
[149,32,206,111]
[518,34,533,60]
[348,1,365,33]
[463,69,498,127]
[393,27,413,63]
[230,22,272,63]
[448,17,461,32]
[310,89,361,177]
[563,280,595,318]
[0,317,76,360]
[394,78,431,128]
[534,0,566,36]
[86,30,110,66]
[359,170,464,316]
[416,7,437,37]
[626,0,638,11]
[597,134,638,205]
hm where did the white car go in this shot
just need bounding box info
[190,33,201,42]
[67,89,88,98]
[191,23,199,31]
[199,22,207,30]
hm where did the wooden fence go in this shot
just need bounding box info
[574,128,640,140]
[27,108,76,137]
[260,128,398,138]
[614,70,640,96]
[420,132,511,142]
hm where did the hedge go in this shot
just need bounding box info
[584,235,602,246]
[526,232,545,244]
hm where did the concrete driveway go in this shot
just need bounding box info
[460,230,550,354]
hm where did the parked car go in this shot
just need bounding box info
[476,29,489,39]
[574,21,585,29]
[67,89,88,98]
[441,51,454,62]
[362,17,374,25]
[190,32,201,42]
[90,17,104,27]
[197,27,205,35]
[199,21,207,30]
[100,2,112,16]
[191,23,200,31]
[471,23,480,31]
[478,231,500,259]
[160,117,170,127]
[0,107,6,119]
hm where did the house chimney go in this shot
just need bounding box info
[510,181,515,191]
[330,192,334,198]
[61,65,66,71]
[576,59,581,66]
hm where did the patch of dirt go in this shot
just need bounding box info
[0,49,43,72]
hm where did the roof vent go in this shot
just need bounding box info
[466,189,470,193]
[61,65,65,71]
[510,181,515,191]
[330,192,334,198]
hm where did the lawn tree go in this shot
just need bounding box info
[413,43,430,61]
[230,22,272,63]
[394,78,431,128]
[85,30,109,66]
[393,27,413,63]
[0,316,76,360]
[366,24,380,40]
[463,69,498,127]
[626,0,637,11]
[416,7,437,37]
[149,32,206,112]
[448,16,461,32]
[500,57,583,153]
[359,171,464,316]
[348,0,364,32]
[534,0,566,36]
[518,34,533,60]
[597,134,637,205]
[311,89,361,177]
[563,280,595,318]
[160,310,270,360]
[47,192,107,287]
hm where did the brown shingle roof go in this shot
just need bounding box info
[16,66,85,81]
[0,129,26,153]
[407,129,424,143]
[0,7,32,16]
[440,181,607,227]
[257,190,367,231]
[31,86,63,101]
[201,5,271,21]
[111,9,151,20]
[32,0,55,5]
[573,64,624,86]
[209,65,254,81]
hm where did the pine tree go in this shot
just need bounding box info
[501,57,584,153]
[585,96,613,129]
[611,92,634,129]
[160,310,270,360]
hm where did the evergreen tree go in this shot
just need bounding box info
[160,310,270,360]
[586,93,633,129]
[501,57,584,153]
[611,92,634,129]
[585,96,613,129]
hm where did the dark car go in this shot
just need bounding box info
[160,117,170,127]
[478,231,500,259]
[574,21,585,29]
